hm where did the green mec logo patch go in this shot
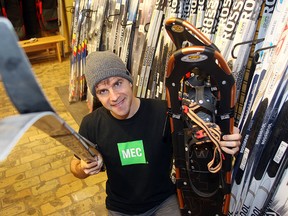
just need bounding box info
[117,140,147,166]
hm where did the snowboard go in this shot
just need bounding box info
[0,17,100,162]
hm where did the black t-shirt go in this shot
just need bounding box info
[78,98,176,214]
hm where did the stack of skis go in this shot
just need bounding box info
[67,0,265,104]
[228,0,288,215]
[68,0,288,214]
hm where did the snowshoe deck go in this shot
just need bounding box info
[165,17,236,215]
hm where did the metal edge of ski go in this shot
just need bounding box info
[0,113,47,161]
[0,17,100,162]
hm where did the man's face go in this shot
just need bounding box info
[95,76,134,119]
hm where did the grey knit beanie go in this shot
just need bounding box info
[85,51,133,97]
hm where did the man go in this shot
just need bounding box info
[70,51,241,216]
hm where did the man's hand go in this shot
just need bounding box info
[220,126,241,155]
[80,155,104,175]
[70,154,104,179]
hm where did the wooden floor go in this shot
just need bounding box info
[0,56,108,215]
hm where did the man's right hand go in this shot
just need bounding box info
[80,155,104,175]
[70,154,104,179]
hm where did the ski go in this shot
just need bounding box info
[69,0,82,102]
[237,66,288,215]
[139,0,165,98]
[145,0,176,99]
[263,164,288,216]
[229,21,288,215]
[226,0,263,99]
[69,0,95,102]
[200,0,222,41]
[254,0,278,51]
[237,0,288,130]
[119,0,139,66]
[108,0,122,53]
[85,0,108,111]
[135,0,166,98]
[243,95,288,215]
[154,0,183,100]
[212,0,233,45]
[114,0,129,57]
[0,17,100,162]
[87,0,108,52]
[99,0,116,51]
[195,0,207,29]
[145,29,164,99]
[215,0,246,60]
[179,0,192,20]
[130,0,156,89]
[79,0,93,101]
[186,0,198,25]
